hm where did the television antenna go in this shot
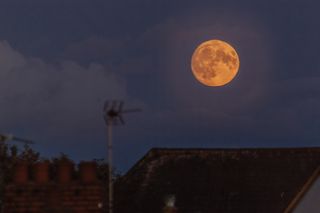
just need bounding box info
[0,133,34,145]
[103,100,141,213]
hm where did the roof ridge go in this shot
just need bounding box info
[151,147,320,151]
[124,147,320,176]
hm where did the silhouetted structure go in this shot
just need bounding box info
[103,100,141,213]
[4,147,320,212]
[3,161,106,212]
[115,148,320,213]
[0,133,34,145]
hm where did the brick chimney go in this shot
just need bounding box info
[57,160,74,183]
[34,161,50,183]
[79,161,97,183]
[13,161,29,184]
[4,161,105,212]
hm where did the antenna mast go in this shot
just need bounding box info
[103,100,140,213]
[0,133,34,145]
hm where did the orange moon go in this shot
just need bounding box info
[191,39,240,87]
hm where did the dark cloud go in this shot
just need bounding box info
[0,40,127,149]
[0,0,320,172]
[103,7,320,161]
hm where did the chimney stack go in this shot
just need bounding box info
[79,161,97,183]
[13,161,29,184]
[57,160,74,183]
[34,161,50,183]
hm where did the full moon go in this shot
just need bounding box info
[191,39,240,87]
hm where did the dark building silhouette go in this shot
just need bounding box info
[115,148,320,213]
[3,147,320,212]
[3,161,106,213]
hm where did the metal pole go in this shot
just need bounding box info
[103,100,140,212]
[107,122,113,213]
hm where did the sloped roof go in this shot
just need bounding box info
[115,147,320,213]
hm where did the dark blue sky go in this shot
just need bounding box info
[0,0,319,172]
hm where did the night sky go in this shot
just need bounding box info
[0,0,319,172]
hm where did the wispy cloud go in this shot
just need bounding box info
[0,40,126,138]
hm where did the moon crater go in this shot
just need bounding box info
[191,40,240,87]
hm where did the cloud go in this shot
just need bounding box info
[0,40,126,141]
[126,11,272,121]
[119,9,320,147]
